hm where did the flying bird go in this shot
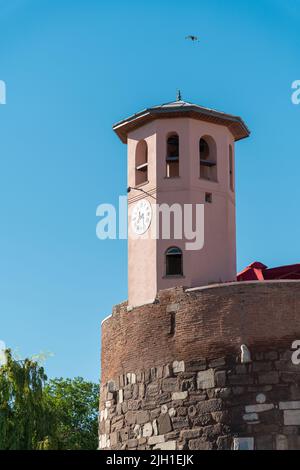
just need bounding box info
[185,35,199,42]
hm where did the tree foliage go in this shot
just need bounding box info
[0,349,55,449]
[0,350,99,450]
[45,377,99,450]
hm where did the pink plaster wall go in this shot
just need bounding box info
[127,117,237,307]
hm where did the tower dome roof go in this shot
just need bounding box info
[113,98,250,143]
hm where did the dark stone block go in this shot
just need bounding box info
[181,378,196,392]
[229,375,253,385]
[281,372,300,384]
[172,417,189,430]
[202,423,225,440]
[156,393,172,405]
[252,361,272,372]
[209,357,226,368]
[193,413,213,427]
[185,359,207,372]
[180,428,201,440]
[290,384,300,400]
[146,381,160,397]
[177,406,188,416]
[162,377,178,392]
[158,412,173,434]
[288,435,300,450]
[127,399,141,411]
[255,434,273,450]
[215,371,227,387]
[259,409,281,425]
[196,399,223,414]
[264,351,278,361]
[188,438,213,450]
[235,365,247,375]
[258,371,279,385]
[217,435,232,450]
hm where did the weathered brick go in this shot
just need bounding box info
[264,351,278,361]
[146,382,160,397]
[189,438,213,450]
[185,359,207,372]
[193,413,213,427]
[215,371,226,387]
[162,377,178,392]
[196,398,223,414]
[258,371,279,385]
[256,435,273,450]
[125,411,136,425]
[209,357,226,368]
[229,375,253,385]
[136,410,150,425]
[252,361,272,372]
[180,428,201,440]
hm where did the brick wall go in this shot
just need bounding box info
[100,281,300,450]
[101,281,300,383]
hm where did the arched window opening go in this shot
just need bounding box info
[229,145,234,191]
[135,140,148,186]
[166,134,179,178]
[199,136,217,181]
[165,247,183,276]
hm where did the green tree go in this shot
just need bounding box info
[44,377,99,450]
[0,350,99,450]
[0,349,55,450]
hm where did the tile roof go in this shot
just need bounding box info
[113,99,250,143]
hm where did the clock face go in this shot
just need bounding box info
[131,199,152,235]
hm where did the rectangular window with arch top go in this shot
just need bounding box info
[135,140,148,186]
[199,136,217,181]
[165,246,183,276]
[166,134,179,178]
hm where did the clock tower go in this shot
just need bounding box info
[113,96,250,307]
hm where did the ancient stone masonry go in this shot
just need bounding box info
[100,281,300,450]
[99,349,300,450]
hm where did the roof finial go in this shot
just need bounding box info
[176,89,182,101]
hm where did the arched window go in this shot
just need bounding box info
[229,145,234,191]
[199,136,217,181]
[165,246,183,276]
[135,140,148,186]
[166,134,179,178]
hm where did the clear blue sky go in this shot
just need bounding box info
[0,0,299,382]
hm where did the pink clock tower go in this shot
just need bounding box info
[113,95,250,307]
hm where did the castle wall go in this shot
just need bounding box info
[100,281,300,450]
[99,350,300,450]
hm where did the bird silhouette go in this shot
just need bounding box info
[185,35,199,42]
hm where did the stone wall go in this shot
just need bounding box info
[100,281,300,450]
[99,349,300,450]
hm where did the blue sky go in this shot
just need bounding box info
[0,0,299,382]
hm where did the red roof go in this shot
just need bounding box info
[237,262,300,281]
